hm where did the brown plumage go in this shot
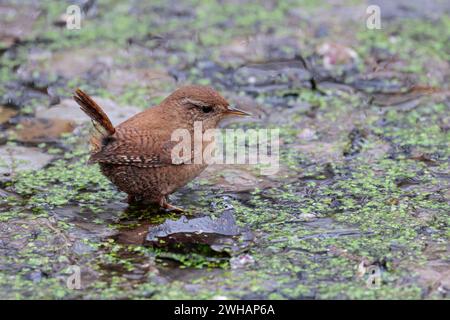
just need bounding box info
[73,85,250,211]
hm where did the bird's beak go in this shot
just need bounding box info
[225,106,252,117]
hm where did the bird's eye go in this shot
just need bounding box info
[202,106,213,113]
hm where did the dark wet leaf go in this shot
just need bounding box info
[145,210,253,255]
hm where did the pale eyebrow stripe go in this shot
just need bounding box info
[181,98,211,107]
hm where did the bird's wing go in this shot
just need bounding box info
[89,128,193,167]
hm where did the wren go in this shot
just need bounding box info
[73,85,250,212]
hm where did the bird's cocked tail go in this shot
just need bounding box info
[73,89,115,136]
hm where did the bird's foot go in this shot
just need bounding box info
[126,194,136,204]
[159,197,184,213]
[126,195,184,213]
[162,202,184,213]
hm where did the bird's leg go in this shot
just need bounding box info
[127,194,135,204]
[159,197,184,213]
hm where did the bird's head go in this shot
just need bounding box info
[161,85,250,129]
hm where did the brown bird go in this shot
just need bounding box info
[73,85,250,212]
